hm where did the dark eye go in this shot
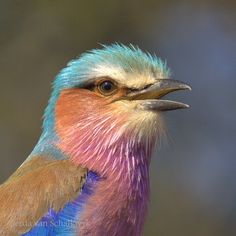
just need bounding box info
[97,80,117,96]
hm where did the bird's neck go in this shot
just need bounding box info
[30,132,63,158]
[56,125,155,236]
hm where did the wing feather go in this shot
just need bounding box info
[0,156,87,236]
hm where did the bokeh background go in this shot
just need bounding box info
[0,0,235,235]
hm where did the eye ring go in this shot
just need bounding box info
[97,80,117,96]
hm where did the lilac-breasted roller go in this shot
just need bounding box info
[0,44,191,236]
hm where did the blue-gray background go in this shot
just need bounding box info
[0,1,235,235]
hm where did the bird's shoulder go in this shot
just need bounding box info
[0,156,88,236]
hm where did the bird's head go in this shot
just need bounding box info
[42,44,190,172]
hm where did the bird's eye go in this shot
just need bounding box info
[97,80,117,96]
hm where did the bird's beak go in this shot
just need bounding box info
[127,79,191,111]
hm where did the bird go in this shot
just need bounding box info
[0,44,191,236]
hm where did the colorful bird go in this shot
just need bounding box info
[0,44,191,236]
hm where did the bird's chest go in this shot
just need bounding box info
[77,170,150,236]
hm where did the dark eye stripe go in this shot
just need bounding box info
[82,82,95,90]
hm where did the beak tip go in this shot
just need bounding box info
[184,104,190,109]
[187,86,192,91]
[182,84,192,91]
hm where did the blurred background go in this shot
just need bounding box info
[0,0,235,235]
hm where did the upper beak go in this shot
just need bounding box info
[127,79,191,111]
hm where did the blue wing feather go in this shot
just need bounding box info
[23,171,100,236]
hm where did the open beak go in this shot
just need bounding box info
[127,79,191,111]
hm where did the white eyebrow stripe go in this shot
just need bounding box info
[89,64,126,80]
[88,64,159,89]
